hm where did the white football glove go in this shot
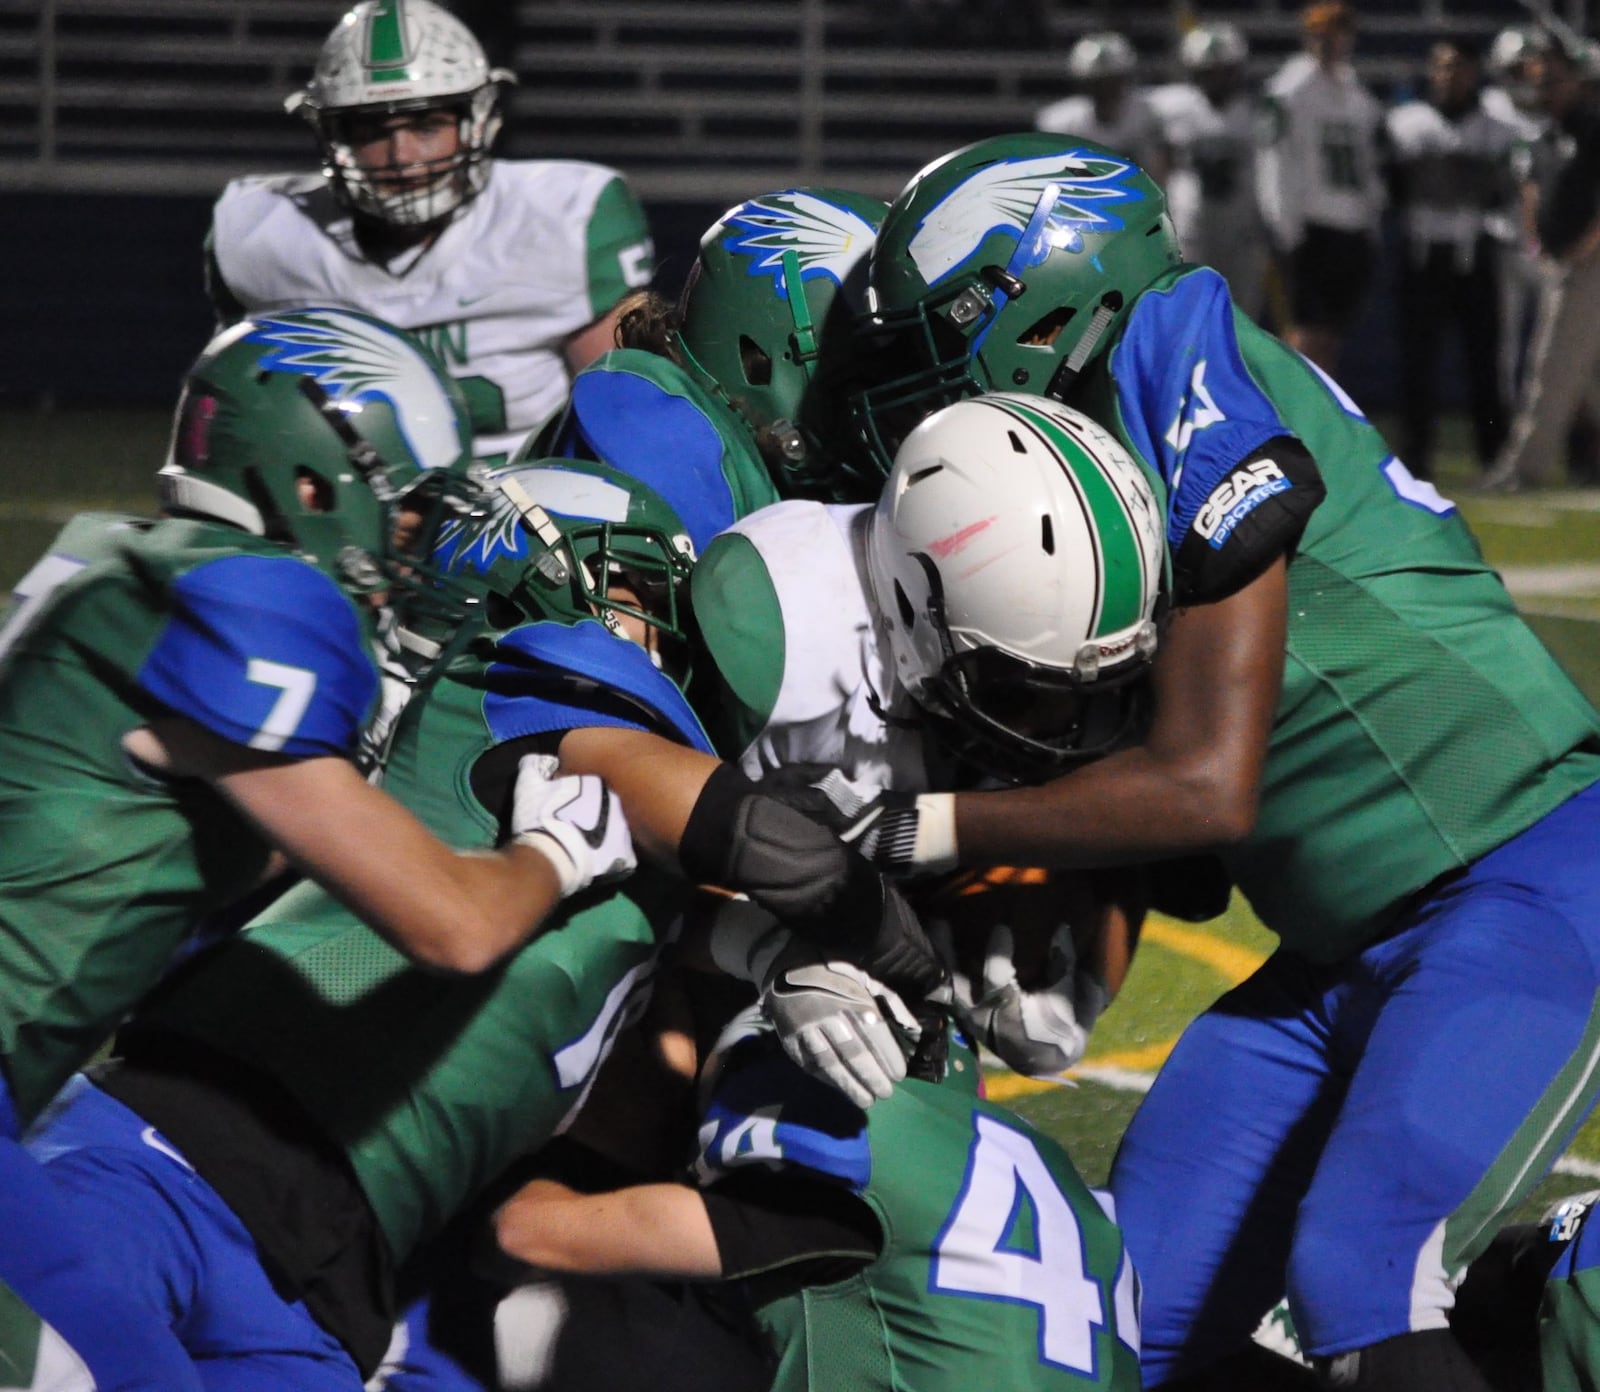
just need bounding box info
[752,765,959,874]
[511,754,636,900]
[761,940,921,1110]
[958,924,1109,1078]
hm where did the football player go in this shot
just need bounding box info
[1146,21,1269,317]
[206,0,656,464]
[17,455,946,1389]
[0,313,646,1390]
[491,995,1143,1392]
[1035,32,1170,186]
[813,130,1600,1392]
[537,186,889,515]
[691,393,1166,1096]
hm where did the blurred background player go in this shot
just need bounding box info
[1256,0,1386,373]
[1148,21,1269,318]
[1385,37,1517,480]
[206,0,655,465]
[1485,25,1556,416]
[1036,31,1170,186]
[1486,37,1600,491]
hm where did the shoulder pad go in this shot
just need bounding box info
[695,1035,871,1191]
[483,618,714,752]
[546,350,777,552]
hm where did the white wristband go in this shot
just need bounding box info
[912,793,959,872]
[514,830,584,900]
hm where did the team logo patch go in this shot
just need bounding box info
[431,464,634,574]
[245,309,461,474]
[909,151,1146,288]
[721,191,879,298]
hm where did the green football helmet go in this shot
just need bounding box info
[160,306,479,605]
[429,454,697,673]
[672,187,888,501]
[856,133,1182,471]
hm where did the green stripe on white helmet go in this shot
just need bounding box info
[866,392,1166,781]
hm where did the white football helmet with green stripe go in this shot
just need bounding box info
[288,0,514,228]
[867,392,1167,779]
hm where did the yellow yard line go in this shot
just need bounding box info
[1139,916,1266,988]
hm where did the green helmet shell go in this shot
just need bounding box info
[858,133,1181,469]
[673,187,888,500]
[429,454,696,657]
[160,306,476,596]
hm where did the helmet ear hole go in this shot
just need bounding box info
[295,467,337,515]
[893,578,916,629]
[1017,306,1075,350]
[1041,515,1056,555]
[739,336,773,386]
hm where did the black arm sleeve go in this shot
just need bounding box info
[702,1169,881,1296]
[1171,435,1324,606]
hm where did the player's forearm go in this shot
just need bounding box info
[492,1179,723,1279]
[556,725,721,864]
[212,749,566,973]
[955,563,1285,868]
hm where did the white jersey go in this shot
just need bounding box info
[696,500,932,793]
[209,160,656,462]
[1257,58,1385,244]
[1034,91,1168,173]
[1147,82,1266,295]
[1386,96,1518,263]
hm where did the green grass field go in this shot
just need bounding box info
[5,404,1600,1225]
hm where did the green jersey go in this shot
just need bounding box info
[1084,265,1600,959]
[697,1034,1140,1391]
[0,513,380,1121]
[135,617,710,1262]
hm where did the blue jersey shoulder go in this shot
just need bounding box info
[1109,267,1295,548]
[136,553,378,757]
[548,353,744,553]
[483,619,714,753]
[696,1036,871,1192]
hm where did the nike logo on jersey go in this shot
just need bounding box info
[140,1125,195,1172]
[457,292,489,307]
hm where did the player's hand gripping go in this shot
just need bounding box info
[952,923,1109,1078]
[761,938,922,1109]
[511,754,636,900]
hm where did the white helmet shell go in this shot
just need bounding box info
[1068,31,1138,81]
[289,0,515,228]
[1179,22,1249,73]
[868,392,1165,715]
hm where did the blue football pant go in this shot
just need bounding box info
[1111,783,1600,1386]
[24,1076,367,1392]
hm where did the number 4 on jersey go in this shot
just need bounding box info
[932,1113,1108,1373]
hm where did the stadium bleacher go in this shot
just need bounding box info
[2,0,1517,202]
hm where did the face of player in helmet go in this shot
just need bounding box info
[429,460,698,682]
[344,106,463,204]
